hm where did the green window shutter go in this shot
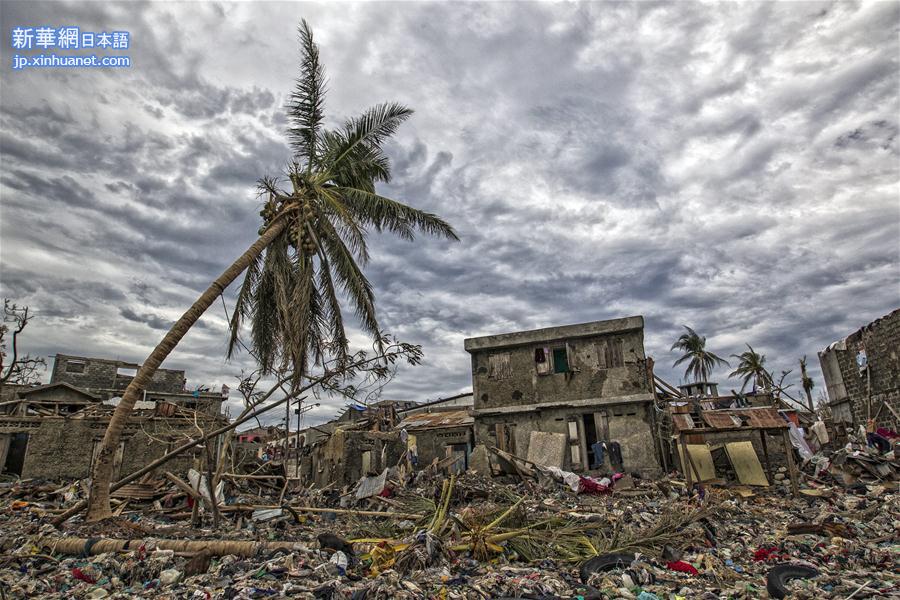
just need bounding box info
[553,348,569,373]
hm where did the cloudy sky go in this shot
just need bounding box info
[1,1,898,427]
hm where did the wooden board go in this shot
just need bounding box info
[677,444,716,481]
[724,441,770,487]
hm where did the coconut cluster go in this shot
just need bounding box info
[259,196,319,256]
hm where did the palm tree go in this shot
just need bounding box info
[671,326,730,383]
[799,356,815,411]
[729,344,773,392]
[86,20,458,521]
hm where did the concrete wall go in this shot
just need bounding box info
[468,323,649,411]
[309,429,405,489]
[51,354,186,396]
[0,416,210,479]
[1,384,33,403]
[411,426,472,466]
[475,402,659,476]
[819,309,900,427]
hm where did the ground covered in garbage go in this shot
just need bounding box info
[0,471,897,599]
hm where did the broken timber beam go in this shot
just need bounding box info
[163,472,203,502]
[29,536,304,558]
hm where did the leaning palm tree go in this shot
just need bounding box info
[799,356,815,411]
[671,326,730,383]
[729,344,773,392]
[86,20,457,521]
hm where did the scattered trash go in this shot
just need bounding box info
[0,434,897,599]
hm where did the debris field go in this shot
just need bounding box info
[1,439,897,600]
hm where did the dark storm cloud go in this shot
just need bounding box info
[1,1,898,425]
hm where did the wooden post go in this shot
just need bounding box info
[190,457,201,527]
[759,429,773,484]
[678,434,693,488]
[781,429,800,497]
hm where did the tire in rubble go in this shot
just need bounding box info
[766,563,820,599]
[579,552,636,583]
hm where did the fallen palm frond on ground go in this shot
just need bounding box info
[571,503,714,560]
[352,475,545,571]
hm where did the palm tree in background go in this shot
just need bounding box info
[671,326,730,383]
[86,20,458,521]
[799,356,815,411]
[729,344,773,392]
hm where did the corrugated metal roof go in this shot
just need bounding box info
[671,407,788,432]
[397,409,473,430]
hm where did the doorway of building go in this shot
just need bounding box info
[582,414,599,469]
[3,433,29,476]
[446,443,469,474]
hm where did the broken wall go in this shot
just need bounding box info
[308,429,404,489]
[0,416,214,479]
[410,426,472,466]
[474,402,659,477]
[819,308,900,427]
[51,354,186,397]
[469,328,650,411]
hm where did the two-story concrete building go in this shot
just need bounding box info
[464,316,661,476]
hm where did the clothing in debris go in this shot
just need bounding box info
[787,423,814,461]
[866,432,891,454]
[607,441,623,471]
[590,441,605,469]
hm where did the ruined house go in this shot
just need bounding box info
[398,408,473,472]
[0,354,227,480]
[299,428,405,489]
[819,308,900,428]
[396,392,475,471]
[236,426,286,444]
[464,316,661,476]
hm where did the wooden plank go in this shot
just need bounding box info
[164,472,202,501]
[782,429,800,497]
[678,435,692,488]
[677,442,716,481]
[724,441,769,486]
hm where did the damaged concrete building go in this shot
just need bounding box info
[0,354,227,480]
[397,394,475,472]
[819,308,900,429]
[464,316,661,476]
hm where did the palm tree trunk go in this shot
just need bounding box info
[86,220,286,521]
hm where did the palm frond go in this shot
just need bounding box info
[326,102,414,173]
[318,217,381,339]
[336,187,459,241]
[286,19,326,167]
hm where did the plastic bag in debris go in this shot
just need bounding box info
[251,508,284,522]
[355,468,389,500]
[330,550,348,575]
[543,466,581,492]
[188,469,225,505]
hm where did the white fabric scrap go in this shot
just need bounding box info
[788,423,814,461]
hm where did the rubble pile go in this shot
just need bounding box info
[1,450,898,600]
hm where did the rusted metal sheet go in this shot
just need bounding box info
[670,406,787,432]
[671,413,695,432]
[397,409,473,430]
[702,407,786,430]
